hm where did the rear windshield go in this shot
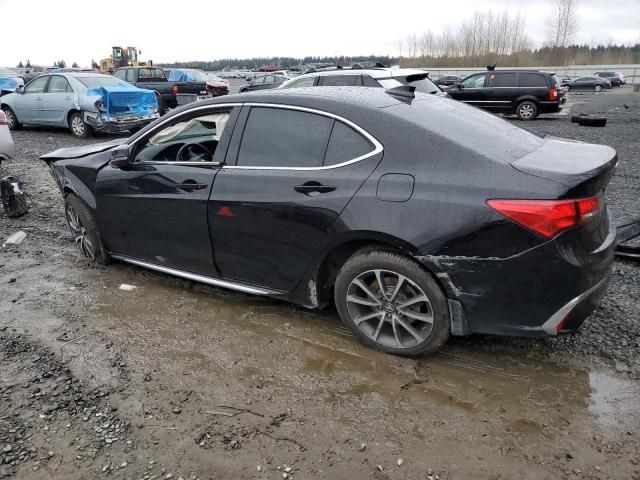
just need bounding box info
[395,75,441,94]
[76,76,126,88]
[388,96,544,164]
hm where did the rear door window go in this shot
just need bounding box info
[113,70,126,81]
[324,121,374,166]
[237,107,333,168]
[282,77,315,89]
[518,73,547,87]
[320,75,360,86]
[487,73,516,87]
[362,75,380,87]
[126,69,135,82]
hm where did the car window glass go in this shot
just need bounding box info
[113,70,126,80]
[577,77,590,82]
[138,68,164,80]
[362,75,380,87]
[237,107,333,168]
[47,76,70,93]
[460,74,485,88]
[126,69,135,82]
[134,112,230,163]
[253,76,265,84]
[321,75,358,86]
[487,73,516,87]
[517,73,547,87]
[283,77,315,89]
[324,121,374,166]
[25,76,48,93]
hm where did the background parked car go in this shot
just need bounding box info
[0,110,15,165]
[166,68,229,97]
[435,75,463,88]
[41,87,617,356]
[594,71,625,86]
[113,66,207,113]
[239,74,286,92]
[561,76,612,92]
[1,73,158,138]
[0,68,25,96]
[279,67,444,95]
[447,70,564,120]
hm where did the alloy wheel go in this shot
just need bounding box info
[71,116,85,137]
[66,204,95,259]
[345,269,434,349]
[594,85,602,92]
[4,109,15,129]
[519,104,534,119]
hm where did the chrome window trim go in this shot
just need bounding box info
[226,102,383,171]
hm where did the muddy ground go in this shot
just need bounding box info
[1,89,639,480]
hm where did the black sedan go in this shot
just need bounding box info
[239,74,285,93]
[41,87,617,356]
[561,76,612,92]
[434,75,462,87]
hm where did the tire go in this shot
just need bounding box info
[565,85,571,91]
[571,114,587,123]
[577,116,607,127]
[334,250,450,356]
[64,194,111,265]
[594,85,602,92]
[2,106,22,130]
[516,101,538,120]
[69,112,93,138]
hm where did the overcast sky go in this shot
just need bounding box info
[0,0,638,67]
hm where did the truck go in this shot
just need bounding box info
[112,67,208,114]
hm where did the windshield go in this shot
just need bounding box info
[76,76,128,88]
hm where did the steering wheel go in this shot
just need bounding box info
[176,143,212,163]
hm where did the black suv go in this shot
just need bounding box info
[447,70,564,120]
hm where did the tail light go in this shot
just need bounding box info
[549,87,558,101]
[0,111,6,125]
[171,84,178,96]
[487,197,600,239]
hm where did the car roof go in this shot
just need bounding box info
[285,67,431,82]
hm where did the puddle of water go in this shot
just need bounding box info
[92,264,640,440]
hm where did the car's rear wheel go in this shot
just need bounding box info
[594,84,602,92]
[565,85,571,91]
[69,112,93,138]
[334,250,450,356]
[64,194,110,265]
[516,101,538,120]
[2,106,22,130]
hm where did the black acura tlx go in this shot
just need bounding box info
[41,86,617,355]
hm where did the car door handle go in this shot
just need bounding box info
[294,182,336,196]
[176,181,208,192]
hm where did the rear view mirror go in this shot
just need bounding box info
[110,145,131,169]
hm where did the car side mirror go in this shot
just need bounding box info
[110,145,131,169]
[456,84,463,90]
[15,86,24,94]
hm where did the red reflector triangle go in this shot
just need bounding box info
[217,206,234,217]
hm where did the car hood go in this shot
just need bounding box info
[40,138,125,163]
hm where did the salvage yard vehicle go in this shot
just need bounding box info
[113,66,207,114]
[0,68,25,96]
[1,73,159,138]
[167,69,229,97]
[447,70,564,120]
[239,74,286,92]
[435,75,463,88]
[561,76,612,92]
[594,71,625,86]
[41,87,617,356]
[0,110,15,164]
[280,67,443,96]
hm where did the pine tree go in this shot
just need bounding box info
[17,61,24,68]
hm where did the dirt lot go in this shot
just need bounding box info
[1,89,639,480]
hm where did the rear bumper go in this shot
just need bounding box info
[418,218,616,337]
[539,101,562,113]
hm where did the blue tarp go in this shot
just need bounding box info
[0,76,20,92]
[168,69,201,82]
[86,84,158,121]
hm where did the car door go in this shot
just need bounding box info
[449,73,486,104]
[41,75,74,125]
[484,72,517,111]
[95,106,239,276]
[246,76,264,91]
[208,104,383,292]
[575,77,592,90]
[13,75,49,123]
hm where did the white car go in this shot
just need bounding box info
[0,110,15,164]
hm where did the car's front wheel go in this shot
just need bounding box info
[64,194,110,265]
[69,112,93,138]
[334,250,450,356]
[2,106,22,130]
